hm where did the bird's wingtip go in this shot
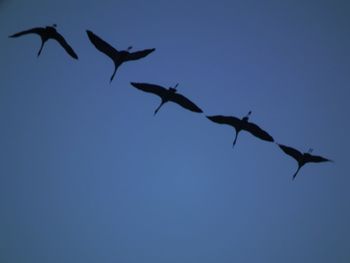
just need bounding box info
[86,30,94,37]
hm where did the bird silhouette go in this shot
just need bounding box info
[86,30,155,83]
[277,143,332,180]
[9,24,78,59]
[207,111,274,148]
[130,82,203,115]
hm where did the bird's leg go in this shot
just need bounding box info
[37,40,45,57]
[232,131,239,148]
[292,165,302,180]
[154,101,165,116]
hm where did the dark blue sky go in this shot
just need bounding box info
[1,0,349,262]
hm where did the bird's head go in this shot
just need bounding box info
[169,83,178,93]
[127,46,133,51]
[242,110,252,121]
[46,24,57,32]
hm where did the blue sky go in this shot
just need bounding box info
[1,0,349,262]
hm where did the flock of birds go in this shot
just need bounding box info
[9,24,333,180]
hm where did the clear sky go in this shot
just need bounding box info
[1,0,349,262]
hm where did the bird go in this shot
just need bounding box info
[9,24,78,59]
[86,30,155,83]
[277,143,332,180]
[130,82,203,115]
[206,111,274,148]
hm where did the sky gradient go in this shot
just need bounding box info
[1,0,349,262]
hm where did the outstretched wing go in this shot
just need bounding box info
[130,82,168,98]
[304,154,332,164]
[243,122,274,142]
[206,115,241,128]
[126,48,155,61]
[86,30,118,60]
[170,93,203,113]
[278,144,303,161]
[52,32,78,59]
[9,27,44,38]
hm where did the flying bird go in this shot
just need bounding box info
[86,30,155,82]
[9,24,78,59]
[277,143,332,180]
[207,111,274,148]
[130,82,203,115]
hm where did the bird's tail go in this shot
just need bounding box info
[110,68,117,83]
[292,166,301,180]
[154,101,165,116]
[37,41,45,57]
[110,63,121,83]
[232,132,239,148]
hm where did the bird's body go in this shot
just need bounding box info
[277,144,332,180]
[207,111,274,148]
[130,82,203,115]
[9,25,78,59]
[86,30,155,82]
